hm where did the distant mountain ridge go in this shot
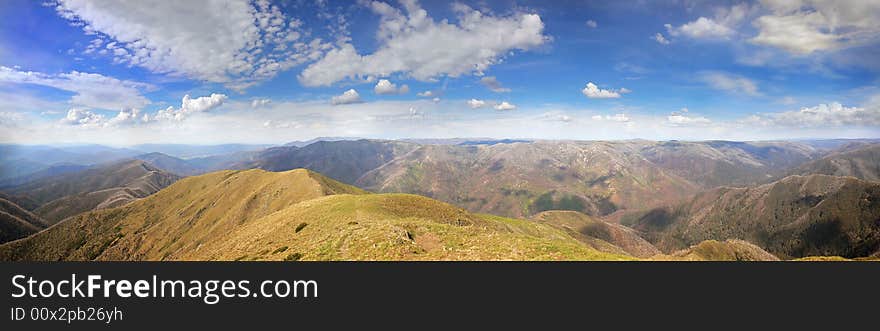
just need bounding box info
[4,160,180,224]
[239,139,419,184]
[789,144,880,182]
[622,174,880,259]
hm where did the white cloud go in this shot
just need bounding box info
[582,82,630,99]
[586,20,597,28]
[417,90,435,97]
[699,71,760,96]
[751,0,880,55]
[750,12,837,54]
[298,1,548,86]
[494,101,516,111]
[480,76,511,93]
[59,108,105,126]
[665,4,750,40]
[745,102,880,127]
[666,18,733,39]
[7,97,878,146]
[263,120,301,129]
[374,79,409,95]
[52,0,330,89]
[105,108,146,127]
[154,93,228,121]
[181,94,228,113]
[432,97,441,103]
[592,113,632,122]
[251,98,272,108]
[331,89,362,105]
[653,33,670,45]
[0,65,152,110]
[467,99,487,109]
[667,108,711,126]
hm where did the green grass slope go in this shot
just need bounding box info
[532,210,660,258]
[0,168,629,261]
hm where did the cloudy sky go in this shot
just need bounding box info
[0,0,878,145]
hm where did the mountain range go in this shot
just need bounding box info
[1,138,878,260]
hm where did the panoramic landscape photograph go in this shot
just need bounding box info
[0,0,878,261]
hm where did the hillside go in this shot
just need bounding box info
[640,140,820,188]
[239,139,419,184]
[651,240,781,261]
[0,169,631,261]
[0,198,48,244]
[357,141,699,218]
[532,210,660,258]
[622,174,880,259]
[133,153,202,176]
[4,160,180,224]
[789,144,880,182]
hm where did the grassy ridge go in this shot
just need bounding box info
[0,169,631,261]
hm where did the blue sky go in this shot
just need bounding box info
[0,0,878,145]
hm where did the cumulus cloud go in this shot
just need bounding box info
[467,99,487,109]
[0,65,152,110]
[298,1,548,86]
[586,20,597,28]
[374,79,410,95]
[582,82,630,99]
[666,18,733,39]
[751,0,880,55]
[494,101,516,111]
[331,89,362,105]
[699,71,760,96]
[251,98,272,108]
[665,3,750,40]
[745,102,880,127]
[417,90,435,97]
[51,0,331,89]
[154,93,228,121]
[59,108,105,126]
[105,108,147,127]
[653,33,670,44]
[480,76,511,93]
